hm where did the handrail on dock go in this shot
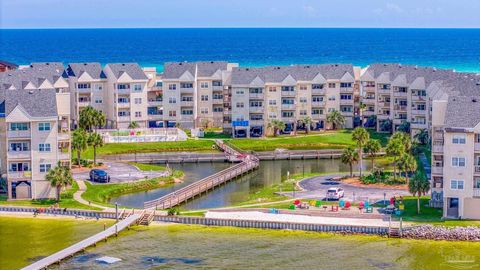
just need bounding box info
[144,140,259,209]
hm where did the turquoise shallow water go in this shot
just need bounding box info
[1,28,480,71]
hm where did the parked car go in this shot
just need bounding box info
[89,169,111,183]
[326,187,344,200]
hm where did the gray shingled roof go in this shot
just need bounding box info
[231,64,354,85]
[163,61,228,79]
[445,96,480,128]
[67,62,106,79]
[106,63,147,80]
[4,89,58,118]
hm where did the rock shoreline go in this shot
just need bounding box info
[403,225,480,241]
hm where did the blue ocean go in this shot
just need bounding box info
[1,28,480,71]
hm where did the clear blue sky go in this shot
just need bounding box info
[1,0,480,29]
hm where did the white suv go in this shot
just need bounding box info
[326,187,344,200]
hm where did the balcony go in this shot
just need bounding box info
[411,109,426,115]
[58,151,70,161]
[474,189,480,198]
[312,114,326,120]
[7,151,31,160]
[250,120,265,126]
[431,166,443,174]
[340,111,354,117]
[475,143,480,152]
[311,101,325,107]
[181,115,194,121]
[250,107,264,113]
[434,133,444,140]
[312,88,326,95]
[78,100,91,107]
[148,114,163,120]
[393,118,407,125]
[281,104,295,110]
[377,114,390,120]
[76,87,92,94]
[412,95,426,101]
[378,88,391,94]
[181,101,194,107]
[116,88,131,95]
[363,98,375,105]
[393,92,408,97]
[394,105,408,111]
[432,144,444,153]
[7,130,31,139]
[281,116,295,122]
[117,116,131,122]
[378,102,391,108]
[212,99,223,105]
[212,85,224,91]
[340,99,354,105]
[411,122,427,129]
[8,171,32,180]
[249,93,264,99]
[58,132,70,141]
[281,91,296,97]
[148,99,163,106]
[117,102,130,109]
[180,87,194,93]
[363,110,375,116]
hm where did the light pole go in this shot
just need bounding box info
[115,202,118,222]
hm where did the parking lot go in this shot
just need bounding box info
[73,162,169,183]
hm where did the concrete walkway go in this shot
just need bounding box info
[73,180,112,211]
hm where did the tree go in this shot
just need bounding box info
[364,139,381,169]
[302,116,312,134]
[72,128,88,165]
[380,119,392,133]
[358,102,366,126]
[392,132,412,153]
[341,147,359,177]
[128,121,139,129]
[200,119,210,129]
[46,162,73,202]
[326,110,345,130]
[408,172,430,214]
[414,129,430,145]
[386,137,405,181]
[79,106,105,131]
[92,109,106,131]
[398,153,417,184]
[352,127,370,177]
[88,132,104,165]
[268,119,286,137]
[397,121,411,133]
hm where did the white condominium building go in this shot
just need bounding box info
[230,64,359,137]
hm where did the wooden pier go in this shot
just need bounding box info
[144,140,259,209]
[22,211,144,270]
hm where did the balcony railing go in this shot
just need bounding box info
[475,166,480,174]
[281,91,296,97]
[340,111,354,116]
[181,101,194,107]
[431,166,443,174]
[8,171,32,180]
[7,151,31,159]
[148,99,163,106]
[212,99,224,105]
[473,189,480,198]
[212,85,224,91]
[411,109,427,115]
[412,95,426,101]
[340,99,354,105]
[393,92,408,97]
[312,88,326,95]
[250,120,265,126]
[249,93,264,99]
[117,116,131,122]
[249,107,264,113]
[411,122,427,129]
[432,144,444,153]
[311,101,325,107]
[363,98,375,104]
[281,104,295,110]
[394,105,408,111]
[7,130,31,139]
[117,102,130,108]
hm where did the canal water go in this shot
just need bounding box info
[111,159,364,209]
[55,224,480,270]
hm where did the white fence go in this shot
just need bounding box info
[98,128,188,143]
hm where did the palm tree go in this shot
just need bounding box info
[128,121,139,129]
[352,127,370,177]
[414,129,429,145]
[341,147,359,177]
[408,172,430,214]
[268,119,285,137]
[386,137,405,181]
[358,102,366,126]
[92,109,106,131]
[46,162,73,202]
[88,132,104,165]
[326,110,345,130]
[72,128,88,165]
[79,106,105,131]
[364,139,381,169]
[398,153,417,184]
[392,132,412,153]
[302,116,312,134]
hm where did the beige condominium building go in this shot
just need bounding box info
[66,63,108,127]
[230,64,359,137]
[103,63,149,129]
[0,63,71,200]
[158,61,237,130]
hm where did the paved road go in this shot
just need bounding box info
[282,174,410,203]
[73,162,169,183]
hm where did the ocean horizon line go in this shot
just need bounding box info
[2,27,480,30]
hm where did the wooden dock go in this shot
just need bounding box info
[144,140,259,209]
[22,212,143,270]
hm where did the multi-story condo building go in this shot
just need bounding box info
[230,64,359,137]
[66,63,108,127]
[159,61,237,129]
[103,63,149,129]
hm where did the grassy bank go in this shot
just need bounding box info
[77,139,217,160]
[227,130,389,152]
[0,182,101,210]
[128,162,167,171]
[81,170,184,207]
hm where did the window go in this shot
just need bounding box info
[328,95,336,101]
[39,143,51,152]
[10,123,29,131]
[135,112,142,118]
[249,88,263,94]
[117,84,129,90]
[95,98,103,104]
[201,108,209,114]
[282,111,294,118]
[328,108,335,113]
[300,110,307,116]
[118,111,129,117]
[77,83,91,89]
[94,84,103,91]
[269,113,277,119]
[213,94,223,99]
[282,99,294,105]
[169,97,177,104]
[213,107,223,112]
[200,82,209,89]
[341,106,353,112]
[133,84,142,91]
[312,96,323,102]
[182,109,193,115]
[168,84,177,90]
[451,157,466,167]
[340,94,352,100]
[300,97,307,103]
[452,135,466,144]
[236,90,244,95]
[312,84,324,89]
[450,179,464,190]
[118,97,129,103]
[40,164,52,173]
[269,100,277,105]
[312,109,323,115]
[38,123,51,131]
[475,178,480,189]
[9,142,29,151]
[201,95,209,101]
[281,86,295,92]
[9,162,29,172]
[250,101,262,107]
[169,111,177,117]
[328,83,336,88]
[340,83,352,88]
[212,81,222,87]
[236,102,244,108]
[299,85,307,91]
[180,83,193,88]
[182,96,193,102]
[134,98,142,104]
[268,86,277,92]
[250,114,263,121]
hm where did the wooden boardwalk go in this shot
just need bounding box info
[22,212,143,270]
[144,140,259,209]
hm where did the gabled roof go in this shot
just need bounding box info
[4,89,58,118]
[163,61,229,79]
[106,63,147,80]
[445,96,480,129]
[67,62,106,79]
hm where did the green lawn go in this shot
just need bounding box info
[128,162,166,171]
[227,130,389,152]
[78,139,217,159]
[81,170,184,207]
[0,182,101,210]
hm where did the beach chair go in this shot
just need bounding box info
[344,201,351,210]
[289,204,296,210]
[339,200,345,208]
[315,200,322,207]
[309,200,316,207]
[331,205,339,212]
